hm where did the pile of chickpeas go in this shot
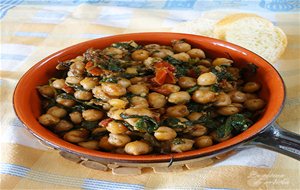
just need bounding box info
[37,40,266,155]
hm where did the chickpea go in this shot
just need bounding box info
[74,90,93,101]
[192,89,216,104]
[53,120,74,132]
[65,76,83,84]
[147,92,166,108]
[124,108,154,118]
[38,114,60,126]
[197,72,217,86]
[37,85,56,97]
[214,92,231,106]
[47,106,67,118]
[187,112,203,121]
[220,80,235,92]
[178,77,197,89]
[125,67,138,74]
[195,136,213,148]
[229,91,247,103]
[117,78,131,88]
[210,131,232,142]
[187,48,205,59]
[99,136,115,151]
[78,140,99,150]
[198,65,210,73]
[156,84,180,95]
[70,61,85,73]
[101,82,126,97]
[131,96,149,108]
[144,44,160,50]
[198,59,212,67]
[129,77,146,84]
[74,56,84,62]
[106,121,128,134]
[82,109,104,121]
[92,127,107,135]
[168,91,191,104]
[171,138,194,153]
[227,67,240,79]
[212,58,233,66]
[166,105,189,117]
[125,141,152,155]
[244,98,266,111]
[92,86,115,101]
[69,112,83,124]
[52,79,65,89]
[127,84,149,96]
[131,49,150,61]
[56,97,76,107]
[232,103,243,111]
[80,77,98,90]
[154,126,177,141]
[243,82,261,93]
[245,93,258,100]
[190,124,207,137]
[172,52,190,62]
[217,105,240,115]
[107,108,124,120]
[108,99,128,109]
[63,129,89,143]
[108,133,131,147]
[104,47,123,58]
[152,49,174,58]
[173,41,191,52]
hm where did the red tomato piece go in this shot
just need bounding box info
[154,61,175,72]
[85,61,103,76]
[99,118,113,127]
[152,68,168,85]
[62,84,74,94]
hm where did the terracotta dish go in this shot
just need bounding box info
[13,33,300,165]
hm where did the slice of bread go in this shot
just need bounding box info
[213,14,287,63]
[171,18,217,37]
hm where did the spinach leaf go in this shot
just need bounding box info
[227,114,253,131]
[65,82,86,91]
[143,133,161,147]
[161,117,189,129]
[100,77,118,83]
[72,105,86,112]
[217,114,253,138]
[120,114,159,133]
[164,55,184,65]
[211,66,234,81]
[210,84,221,92]
[112,41,141,52]
[187,85,199,93]
[120,121,134,131]
[164,55,190,77]
[186,101,203,112]
[240,63,258,77]
[216,124,232,138]
[57,93,102,110]
[193,116,219,129]
[172,138,185,145]
[107,58,122,72]
[56,60,73,70]
[81,121,99,130]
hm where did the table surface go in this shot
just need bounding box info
[0,1,299,190]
